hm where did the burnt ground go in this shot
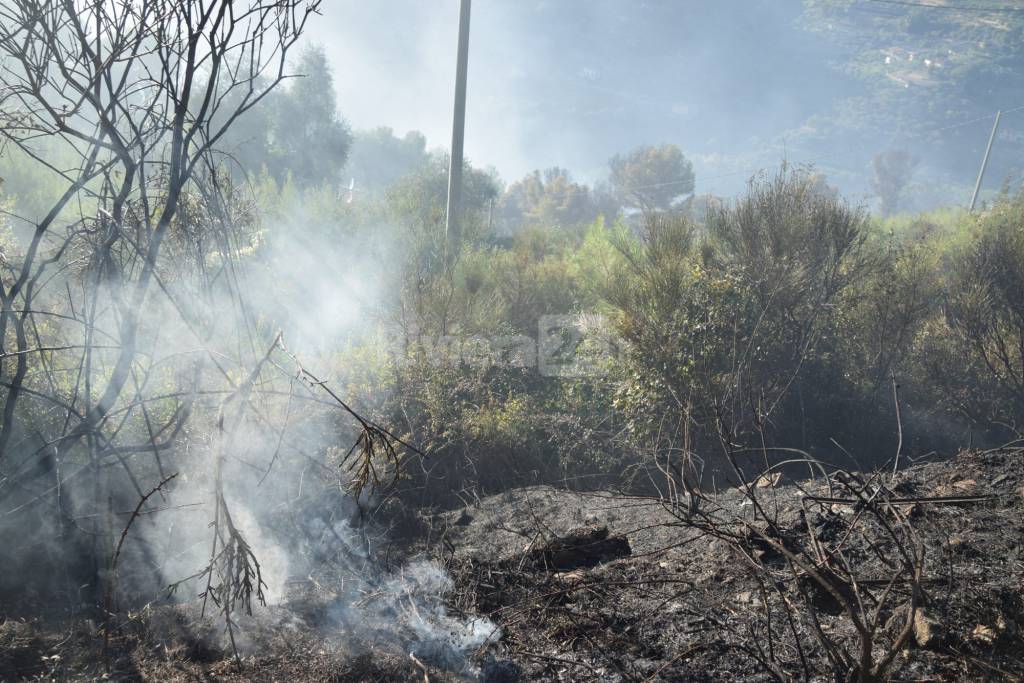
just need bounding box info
[425,447,1024,681]
[3,447,1024,682]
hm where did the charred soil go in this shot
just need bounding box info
[3,448,1023,682]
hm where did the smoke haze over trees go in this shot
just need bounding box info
[308,0,1024,212]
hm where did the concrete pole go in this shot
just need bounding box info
[969,110,1001,212]
[445,0,472,258]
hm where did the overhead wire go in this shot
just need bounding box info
[863,0,1024,12]
[917,104,1024,135]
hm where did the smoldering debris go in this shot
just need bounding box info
[338,559,500,670]
[124,557,501,680]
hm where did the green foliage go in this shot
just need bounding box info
[838,235,939,392]
[0,138,97,222]
[489,228,581,333]
[223,46,352,188]
[609,215,750,449]
[943,191,1024,431]
[497,167,615,232]
[387,153,499,252]
[707,166,872,423]
[608,166,884,460]
[356,164,1024,502]
[345,127,429,193]
[570,218,629,309]
[355,350,629,506]
[872,205,972,244]
[271,47,353,187]
[871,150,918,216]
[609,144,694,214]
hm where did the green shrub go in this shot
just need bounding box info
[941,191,1024,435]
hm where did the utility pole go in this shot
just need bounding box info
[445,0,472,259]
[969,110,1001,212]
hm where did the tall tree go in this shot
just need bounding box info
[270,46,353,188]
[609,144,694,214]
[871,150,918,216]
[346,127,430,192]
[498,167,607,231]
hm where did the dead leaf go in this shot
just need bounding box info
[913,609,942,648]
[971,624,997,644]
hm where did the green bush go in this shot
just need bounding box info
[941,191,1024,436]
[330,167,1024,506]
[608,167,877,467]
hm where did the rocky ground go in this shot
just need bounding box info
[3,447,1023,681]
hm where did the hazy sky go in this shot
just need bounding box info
[306,0,859,194]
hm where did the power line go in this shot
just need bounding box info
[863,0,1024,13]
[917,103,1024,135]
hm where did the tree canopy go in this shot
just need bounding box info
[346,127,430,193]
[609,144,695,214]
[498,167,612,231]
[224,46,352,188]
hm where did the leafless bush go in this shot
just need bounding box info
[0,0,325,608]
[0,7,436,665]
[657,418,933,682]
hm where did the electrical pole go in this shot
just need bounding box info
[445,0,472,259]
[969,110,1001,212]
